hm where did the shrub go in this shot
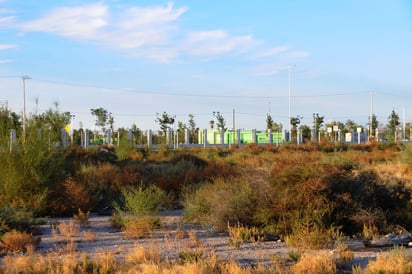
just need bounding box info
[73,208,90,227]
[114,184,165,238]
[227,222,264,248]
[0,206,44,235]
[291,250,336,274]
[183,176,258,232]
[364,247,412,274]
[0,230,40,253]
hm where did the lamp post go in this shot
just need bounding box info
[21,75,31,139]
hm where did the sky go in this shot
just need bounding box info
[0,0,411,132]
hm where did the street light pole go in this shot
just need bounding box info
[21,75,31,139]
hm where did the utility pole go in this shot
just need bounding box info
[288,65,291,135]
[288,65,296,139]
[369,91,374,141]
[21,75,31,139]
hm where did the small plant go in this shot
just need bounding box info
[227,222,264,248]
[178,249,203,264]
[287,250,301,262]
[73,208,90,227]
[0,230,40,253]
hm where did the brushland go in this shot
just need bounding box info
[1,138,412,272]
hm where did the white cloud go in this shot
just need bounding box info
[287,51,310,58]
[0,43,15,50]
[183,30,259,58]
[252,63,289,76]
[252,45,289,59]
[20,3,108,39]
[8,2,298,63]
[0,58,13,63]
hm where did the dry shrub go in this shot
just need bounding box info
[291,250,336,274]
[0,230,40,253]
[60,177,92,214]
[126,245,161,264]
[54,220,80,239]
[364,247,412,274]
[94,251,117,273]
[82,230,97,242]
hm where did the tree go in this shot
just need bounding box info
[209,120,215,130]
[266,114,274,130]
[312,113,324,142]
[345,119,359,132]
[177,120,186,143]
[0,101,21,145]
[155,112,175,137]
[31,102,71,146]
[300,124,311,142]
[108,112,114,131]
[91,107,109,132]
[188,114,198,143]
[290,115,302,142]
[387,109,400,141]
[214,112,226,131]
[369,114,379,137]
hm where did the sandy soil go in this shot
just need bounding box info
[32,210,384,272]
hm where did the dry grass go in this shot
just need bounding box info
[227,222,264,248]
[82,230,97,242]
[0,230,40,253]
[73,208,91,227]
[126,245,162,264]
[290,250,337,274]
[122,215,160,238]
[363,247,412,274]
[52,220,80,239]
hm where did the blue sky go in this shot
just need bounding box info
[0,0,411,131]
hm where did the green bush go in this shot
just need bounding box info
[183,176,258,232]
[113,184,166,237]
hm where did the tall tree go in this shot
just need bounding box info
[290,115,302,142]
[266,114,274,130]
[155,112,175,137]
[214,112,226,131]
[91,107,109,132]
[387,109,400,138]
[188,114,198,143]
[0,101,21,143]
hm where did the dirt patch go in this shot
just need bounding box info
[10,210,390,271]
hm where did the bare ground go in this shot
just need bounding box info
[27,211,390,272]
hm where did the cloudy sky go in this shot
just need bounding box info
[0,1,411,131]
